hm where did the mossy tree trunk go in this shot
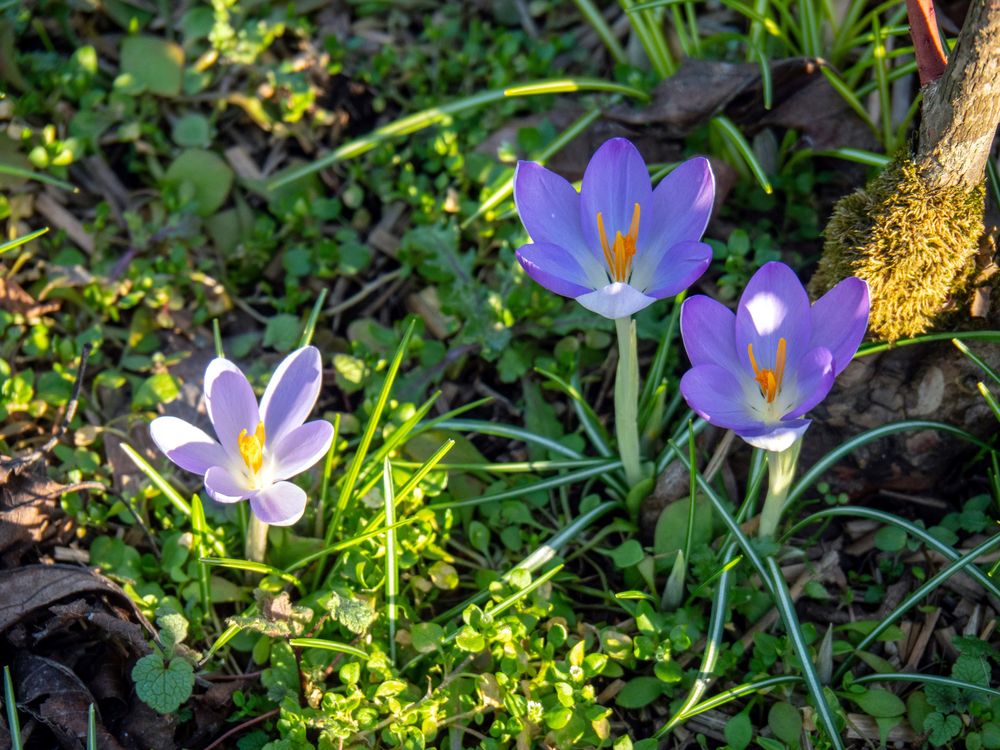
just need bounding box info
[802,0,1000,497]
[812,0,1000,340]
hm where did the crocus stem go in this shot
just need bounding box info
[758,440,803,538]
[246,514,269,563]
[614,316,643,488]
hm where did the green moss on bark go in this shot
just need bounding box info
[810,158,984,341]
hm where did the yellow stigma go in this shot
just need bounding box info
[748,337,787,404]
[597,202,641,283]
[238,421,266,475]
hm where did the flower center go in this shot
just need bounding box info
[747,338,787,404]
[596,203,640,283]
[238,421,266,475]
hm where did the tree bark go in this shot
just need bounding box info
[917,0,1000,189]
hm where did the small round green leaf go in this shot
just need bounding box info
[164,148,233,217]
[768,701,802,747]
[852,688,906,718]
[615,676,664,709]
[120,36,184,96]
[132,653,194,714]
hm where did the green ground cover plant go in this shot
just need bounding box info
[0,1,997,749]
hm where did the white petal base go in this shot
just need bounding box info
[576,282,655,319]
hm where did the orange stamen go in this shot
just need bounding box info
[238,421,266,475]
[747,338,787,403]
[596,203,641,283]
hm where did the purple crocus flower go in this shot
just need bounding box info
[150,346,333,526]
[679,262,869,452]
[513,137,715,319]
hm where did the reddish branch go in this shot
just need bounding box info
[906,0,949,85]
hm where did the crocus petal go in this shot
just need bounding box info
[516,242,597,298]
[810,277,870,376]
[205,358,260,461]
[150,416,229,476]
[680,295,740,372]
[738,419,811,452]
[250,482,307,526]
[640,240,712,299]
[576,282,656,319]
[579,138,652,258]
[735,261,812,371]
[260,346,323,446]
[513,161,597,268]
[204,465,252,503]
[270,420,334,481]
[680,364,763,432]
[632,156,714,279]
[783,347,835,419]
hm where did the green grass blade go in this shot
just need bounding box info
[819,67,879,136]
[833,531,1000,681]
[767,557,845,749]
[979,382,1000,421]
[682,421,697,565]
[655,417,707,474]
[871,17,893,150]
[787,421,991,509]
[799,0,821,57]
[289,638,368,660]
[668,675,803,721]
[298,289,328,348]
[639,291,685,414]
[857,330,1000,357]
[812,148,890,167]
[621,0,676,78]
[0,164,76,192]
[787,505,1000,600]
[711,116,773,194]
[4,666,22,750]
[199,621,244,666]
[953,338,1000,385]
[120,443,192,516]
[427,460,621,511]
[854,672,1000,699]
[315,414,340,539]
[536,367,611,457]
[430,418,585,460]
[0,227,49,256]
[573,0,627,62]
[462,108,601,229]
[288,514,422,573]
[356,390,442,488]
[987,158,1000,209]
[200,557,303,590]
[190,495,213,619]
[87,703,97,750]
[268,78,648,189]
[487,564,564,618]
[655,543,738,736]
[355,439,456,543]
[392,458,607,473]
[751,44,773,109]
[669,440,773,592]
[383,458,399,665]
[328,320,416,539]
[212,319,225,358]
[434,500,620,622]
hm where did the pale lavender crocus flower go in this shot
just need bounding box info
[513,137,715,319]
[150,346,333,526]
[680,262,870,452]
